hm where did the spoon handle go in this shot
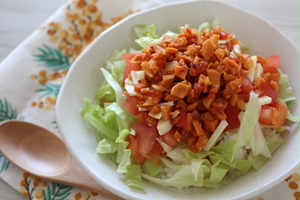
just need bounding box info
[50,160,124,200]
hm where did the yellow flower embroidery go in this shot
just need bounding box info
[31,0,138,111]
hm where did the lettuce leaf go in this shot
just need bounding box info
[95,82,115,102]
[81,98,119,141]
[105,50,127,85]
[249,124,271,158]
[248,131,283,170]
[126,164,144,191]
[279,73,297,103]
[105,102,133,130]
[276,72,299,124]
[286,112,299,122]
[133,24,178,48]
[134,24,159,48]
[142,142,252,189]
[96,138,118,154]
[142,160,163,177]
[231,91,260,161]
[100,68,125,106]
[116,129,131,173]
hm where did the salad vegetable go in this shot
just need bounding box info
[81,23,298,191]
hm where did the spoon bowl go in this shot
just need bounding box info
[0,120,123,200]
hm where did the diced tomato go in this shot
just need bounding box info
[240,76,253,95]
[145,89,162,99]
[224,105,240,131]
[122,53,140,82]
[219,30,230,40]
[122,53,137,63]
[144,89,163,104]
[129,122,159,164]
[123,96,140,115]
[259,105,273,126]
[259,102,288,129]
[147,143,164,165]
[263,55,280,73]
[258,81,279,102]
[126,134,145,164]
[161,129,178,147]
[272,102,288,129]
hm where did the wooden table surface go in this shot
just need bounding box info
[0,0,298,199]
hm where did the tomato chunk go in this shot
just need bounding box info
[263,55,280,73]
[224,105,240,131]
[128,122,159,164]
[123,96,140,115]
[259,102,288,129]
[161,129,178,147]
[127,134,145,164]
[122,53,137,63]
[172,109,187,128]
[240,76,253,95]
[259,81,279,102]
[259,105,273,126]
[272,102,288,129]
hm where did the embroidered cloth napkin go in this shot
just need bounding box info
[0,0,298,199]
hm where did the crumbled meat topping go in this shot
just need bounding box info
[124,26,276,153]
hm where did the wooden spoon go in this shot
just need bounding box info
[0,120,123,200]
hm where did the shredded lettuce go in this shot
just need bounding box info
[105,102,132,130]
[126,164,144,191]
[249,124,271,158]
[279,73,297,103]
[95,82,115,102]
[231,91,261,161]
[248,131,283,170]
[198,20,219,32]
[142,160,163,177]
[134,24,178,48]
[142,140,252,189]
[96,138,118,154]
[105,49,127,84]
[116,129,132,173]
[134,24,159,48]
[286,112,299,122]
[204,120,228,151]
[278,72,299,122]
[198,22,211,32]
[134,24,157,38]
[100,68,125,106]
[81,98,119,141]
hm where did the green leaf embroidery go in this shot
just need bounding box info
[0,98,25,172]
[0,98,18,122]
[36,83,61,97]
[51,120,59,131]
[43,182,73,200]
[0,152,10,173]
[33,44,71,71]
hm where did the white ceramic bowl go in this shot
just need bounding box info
[56,1,299,199]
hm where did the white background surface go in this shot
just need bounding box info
[0,0,298,199]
